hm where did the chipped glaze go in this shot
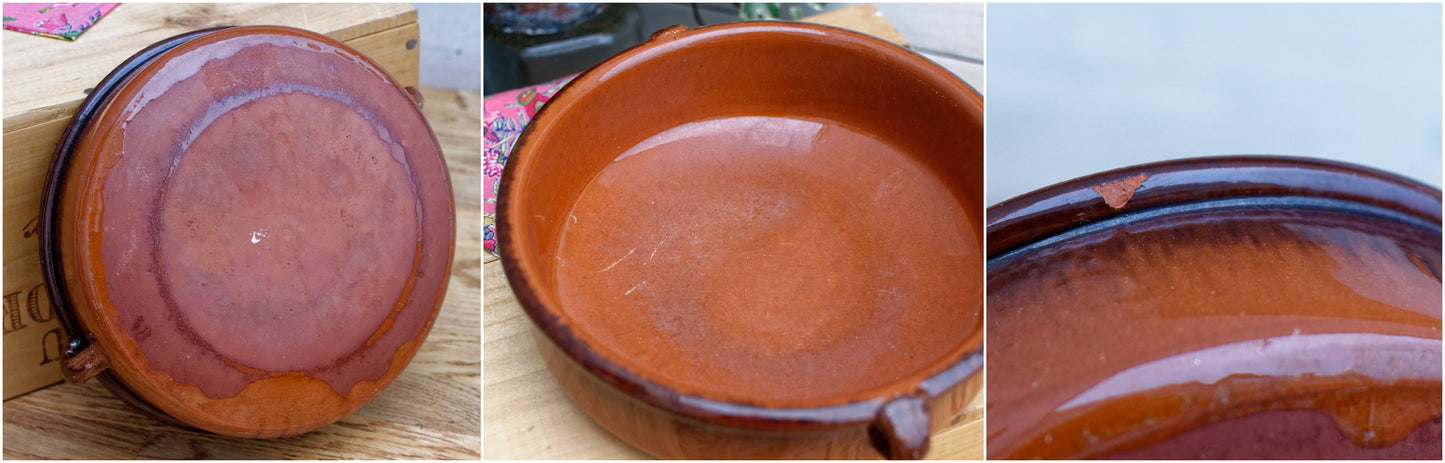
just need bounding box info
[499,22,984,459]
[1091,173,1149,210]
[986,156,1442,459]
[41,26,455,438]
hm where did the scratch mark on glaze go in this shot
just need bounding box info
[1091,173,1150,210]
[249,228,268,244]
[624,280,646,296]
[871,169,904,203]
[647,237,668,263]
[599,248,635,272]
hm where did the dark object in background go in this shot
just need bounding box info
[484,3,644,94]
[483,3,761,94]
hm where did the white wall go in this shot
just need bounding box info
[416,3,481,91]
[987,3,1443,205]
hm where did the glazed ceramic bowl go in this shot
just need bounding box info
[986,156,1441,459]
[40,26,455,437]
[499,22,984,459]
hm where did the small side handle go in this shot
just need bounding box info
[61,338,110,384]
[406,86,425,109]
[649,25,690,42]
[869,394,932,459]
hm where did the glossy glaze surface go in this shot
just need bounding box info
[554,115,976,403]
[986,157,1442,459]
[52,26,454,437]
[499,22,983,458]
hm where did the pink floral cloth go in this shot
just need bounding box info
[3,3,117,41]
[485,74,576,256]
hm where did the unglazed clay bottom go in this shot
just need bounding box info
[553,115,979,403]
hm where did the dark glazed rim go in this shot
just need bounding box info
[988,154,1445,260]
[986,155,1444,259]
[38,26,233,432]
[498,20,985,439]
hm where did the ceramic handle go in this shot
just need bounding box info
[61,338,110,384]
[870,394,932,459]
[649,24,690,42]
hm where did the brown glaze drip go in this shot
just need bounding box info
[1091,173,1149,210]
[57,27,453,437]
[553,116,979,403]
[987,206,1442,459]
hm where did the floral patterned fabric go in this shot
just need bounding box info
[484,74,576,256]
[3,3,117,41]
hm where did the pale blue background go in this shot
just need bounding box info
[987,3,1443,205]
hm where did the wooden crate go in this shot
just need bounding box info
[3,3,421,400]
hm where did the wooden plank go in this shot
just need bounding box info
[2,87,481,459]
[483,261,985,459]
[345,21,422,93]
[873,3,986,62]
[1,116,70,400]
[1,3,421,399]
[921,51,987,97]
[2,3,416,124]
[801,4,909,47]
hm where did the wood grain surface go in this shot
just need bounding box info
[799,4,907,46]
[2,87,482,459]
[2,3,418,125]
[482,5,985,459]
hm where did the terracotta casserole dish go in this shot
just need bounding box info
[498,23,984,459]
[39,26,455,437]
[986,156,1442,459]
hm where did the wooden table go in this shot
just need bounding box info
[2,87,482,459]
[482,5,985,459]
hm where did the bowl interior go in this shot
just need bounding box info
[506,23,983,405]
[984,158,1443,458]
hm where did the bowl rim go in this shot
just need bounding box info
[498,21,985,431]
[39,25,231,433]
[986,155,1444,260]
